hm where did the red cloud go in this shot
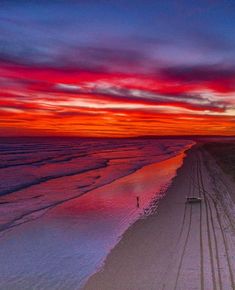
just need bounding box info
[0,61,234,136]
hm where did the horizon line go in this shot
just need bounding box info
[0,135,235,139]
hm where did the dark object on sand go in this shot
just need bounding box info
[136,196,140,208]
[186,197,202,204]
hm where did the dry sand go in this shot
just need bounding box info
[83,146,235,290]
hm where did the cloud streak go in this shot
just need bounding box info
[0,1,235,136]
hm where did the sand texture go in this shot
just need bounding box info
[84,146,235,290]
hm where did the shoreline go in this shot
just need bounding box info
[83,145,235,290]
[0,141,192,290]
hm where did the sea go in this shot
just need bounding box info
[0,137,194,290]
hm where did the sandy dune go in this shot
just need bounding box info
[84,146,235,290]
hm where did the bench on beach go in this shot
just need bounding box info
[186,197,202,204]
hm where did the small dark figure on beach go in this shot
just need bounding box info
[136,196,140,208]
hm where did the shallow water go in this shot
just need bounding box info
[0,138,193,289]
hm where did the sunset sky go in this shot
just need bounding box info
[0,0,235,137]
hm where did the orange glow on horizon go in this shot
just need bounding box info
[0,62,234,137]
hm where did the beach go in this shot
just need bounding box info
[84,145,235,290]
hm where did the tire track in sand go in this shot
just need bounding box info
[196,156,205,290]
[172,159,195,290]
[196,154,217,290]
[162,158,193,290]
[189,154,204,290]
[199,151,234,290]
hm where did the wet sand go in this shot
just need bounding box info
[84,146,235,290]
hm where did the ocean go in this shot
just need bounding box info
[0,137,193,289]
